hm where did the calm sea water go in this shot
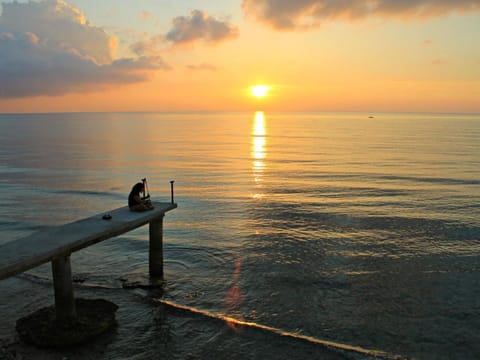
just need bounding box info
[0,112,479,359]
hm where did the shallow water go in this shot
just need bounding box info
[0,111,479,359]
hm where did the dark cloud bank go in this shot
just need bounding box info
[0,0,169,98]
[242,0,480,29]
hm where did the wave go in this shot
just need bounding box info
[53,189,124,199]
[373,174,480,186]
[290,170,479,186]
[155,299,402,360]
[17,272,52,285]
[17,271,123,290]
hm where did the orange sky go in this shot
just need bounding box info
[0,0,479,113]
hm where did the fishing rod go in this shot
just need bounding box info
[141,177,151,200]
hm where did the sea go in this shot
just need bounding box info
[0,111,479,360]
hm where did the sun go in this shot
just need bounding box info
[251,85,270,99]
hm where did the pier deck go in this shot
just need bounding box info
[0,201,176,280]
[0,201,177,324]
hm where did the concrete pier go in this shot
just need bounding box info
[52,255,77,323]
[0,200,177,334]
[149,215,165,278]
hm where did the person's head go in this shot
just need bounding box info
[132,182,145,195]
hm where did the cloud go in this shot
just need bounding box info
[242,0,480,29]
[138,10,154,21]
[132,10,239,56]
[431,58,447,65]
[186,63,218,71]
[1,0,114,64]
[0,31,169,98]
[130,35,166,57]
[0,0,169,98]
[166,9,238,45]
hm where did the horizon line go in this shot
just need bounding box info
[1,110,479,116]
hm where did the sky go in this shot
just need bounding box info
[0,0,479,113]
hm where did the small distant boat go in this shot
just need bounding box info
[368,115,374,118]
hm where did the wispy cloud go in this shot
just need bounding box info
[138,10,155,21]
[186,63,219,71]
[166,9,238,45]
[432,58,447,66]
[130,35,166,57]
[0,0,169,98]
[242,0,480,29]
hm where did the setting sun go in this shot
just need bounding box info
[251,85,270,99]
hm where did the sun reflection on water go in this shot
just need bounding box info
[251,111,267,199]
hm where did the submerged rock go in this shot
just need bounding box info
[16,298,118,348]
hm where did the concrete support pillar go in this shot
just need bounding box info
[149,215,164,278]
[51,255,77,323]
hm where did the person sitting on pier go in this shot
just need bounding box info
[128,182,154,212]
